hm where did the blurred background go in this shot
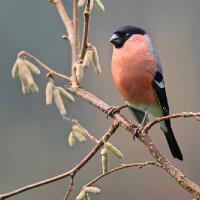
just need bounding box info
[0,0,200,199]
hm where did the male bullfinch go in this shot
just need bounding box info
[110,25,183,160]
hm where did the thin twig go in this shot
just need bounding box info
[79,0,91,63]
[71,0,91,86]
[51,0,76,65]
[84,161,161,187]
[142,112,200,133]
[63,176,74,200]
[73,0,79,60]
[0,121,119,200]
[18,51,71,81]
[70,0,80,86]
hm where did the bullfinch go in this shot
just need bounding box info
[110,25,183,160]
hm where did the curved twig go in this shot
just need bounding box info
[84,161,161,188]
[18,51,71,81]
[143,112,200,132]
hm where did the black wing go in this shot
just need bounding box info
[152,71,169,116]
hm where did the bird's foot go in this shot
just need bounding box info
[106,105,128,118]
[133,124,144,139]
[133,110,149,139]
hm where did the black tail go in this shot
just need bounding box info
[162,120,183,160]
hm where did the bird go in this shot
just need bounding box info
[109,25,183,160]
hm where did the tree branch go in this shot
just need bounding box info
[0,121,119,200]
[66,86,200,199]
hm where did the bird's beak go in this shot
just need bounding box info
[110,33,119,44]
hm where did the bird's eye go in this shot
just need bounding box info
[125,33,130,38]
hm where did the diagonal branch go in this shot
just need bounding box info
[66,86,200,199]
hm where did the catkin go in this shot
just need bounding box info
[76,64,84,80]
[84,186,101,194]
[11,60,19,78]
[91,45,102,74]
[76,190,86,200]
[20,76,29,94]
[106,142,124,159]
[45,82,53,105]
[94,0,105,12]
[56,87,75,103]
[53,88,67,116]
[83,48,93,67]
[101,148,109,173]
[24,60,40,75]
[18,59,40,92]
[68,132,76,147]
[73,130,86,143]
[85,193,90,200]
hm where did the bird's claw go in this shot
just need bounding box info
[133,124,144,139]
[106,105,128,118]
[106,106,121,118]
